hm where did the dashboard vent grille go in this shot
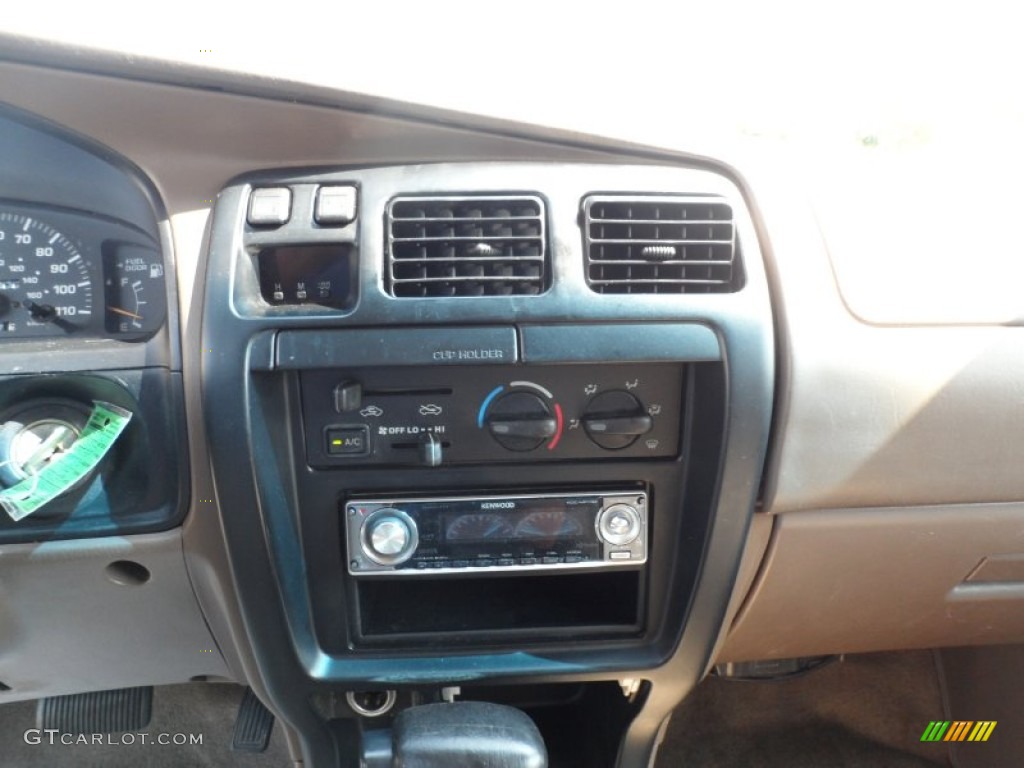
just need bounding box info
[584,196,740,294]
[387,196,547,297]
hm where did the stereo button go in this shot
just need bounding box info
[497,558,516,567]
[370,519,409,555]
[597,504,642,546]
[542,556,562,564]
[361,508,418,566]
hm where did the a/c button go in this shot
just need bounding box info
[326,426,370,456]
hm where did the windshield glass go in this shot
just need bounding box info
[6,1,1022,321]
[6,3,1018,150]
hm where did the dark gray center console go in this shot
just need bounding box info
[200,161,773,767]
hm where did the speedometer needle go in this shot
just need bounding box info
[25,301,77,333]
[107,305,143,320]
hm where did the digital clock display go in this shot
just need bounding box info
[257,244,355,309]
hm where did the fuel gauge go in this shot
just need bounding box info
[103,243,167,339]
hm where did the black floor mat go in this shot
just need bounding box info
[657,651,952,768]
[0,683,291,767]
[0,652,956,767]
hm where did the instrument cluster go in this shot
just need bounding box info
[0,203,166,341]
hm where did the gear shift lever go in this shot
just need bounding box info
[390,701,547,768]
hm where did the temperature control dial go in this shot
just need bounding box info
[596,503,642,546]
[360,508,419,566]
[581,390,653,450]
[485,392,557,451]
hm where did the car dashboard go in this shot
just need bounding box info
[1,36,1023,768]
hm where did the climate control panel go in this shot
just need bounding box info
[300,363,684,467]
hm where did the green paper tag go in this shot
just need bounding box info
[0,401,133,522]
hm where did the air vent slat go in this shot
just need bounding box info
[587,238,734,245]
[391,280,540,286]
[387,195,547,298]
[590,278,732,285]
[391,255,546,263]
[590,259,733,266]
[392,235,544,243]
[583,196,741,295]
[392,215,540,223]
[587,218,726,225]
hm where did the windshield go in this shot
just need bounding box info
[6,1,1023,321]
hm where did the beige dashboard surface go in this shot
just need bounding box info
[751,168,1024,513]
[808,149,1024,326]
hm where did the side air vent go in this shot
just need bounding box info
[583,196,740,294]
[387,196,547,297]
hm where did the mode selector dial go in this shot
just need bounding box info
[485,392,557,451]
[581,390,653,450]
[361,508,419,566]
[597,503,642,546]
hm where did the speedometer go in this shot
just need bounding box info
[0,211,93,335]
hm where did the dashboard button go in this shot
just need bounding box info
[541,556,562,564]
[326,426,369,455]
[450,560,470,569]
[564,555,583,563]
[248,187,291,226]
[519,557,538,565]
[497,558,516,567]
[609,551,632,560]
[476,559,495,567]
[315,185,357,225]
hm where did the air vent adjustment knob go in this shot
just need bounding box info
[485,392,557,451]
[581,390,653,450]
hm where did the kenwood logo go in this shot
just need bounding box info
[481,502,515,509]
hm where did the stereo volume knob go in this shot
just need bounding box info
[597,503,642,546]
[361,508,418,566]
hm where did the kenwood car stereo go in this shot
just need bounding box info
[345,490,648,576]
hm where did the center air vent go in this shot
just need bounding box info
[387,196,547,297]
[583,196,740,294]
